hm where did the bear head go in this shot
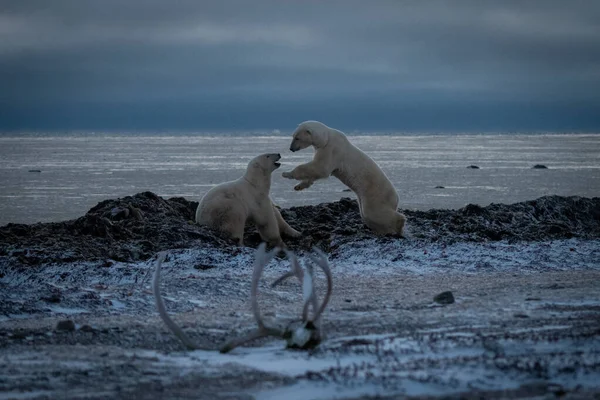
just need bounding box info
[289,121,329,151]
[249,153,282,175]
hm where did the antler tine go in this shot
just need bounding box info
[220,243,283,353]
[153,251,207,350]
[274,250,319,322]
[271,249,303,288]
[306,247,333,323]
[220,329,272,354]
[301,262,318,321]
[251,243,279,330]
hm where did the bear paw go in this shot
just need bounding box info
[294,181,313,191]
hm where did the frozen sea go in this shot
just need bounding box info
[0,132,599,225]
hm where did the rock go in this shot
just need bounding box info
[435,186,445,189]
[342,188,352,192]
[433,291,455,305]
[461,203,485,216]
[532,164,548,169]
[128,206,144,221]
[56,320,76,332]
[110,207,130,220]
[28,169,42,173]
[10,331,28,340]
[79,324,96,332]
[194,264,216,270]
[41,293,61,303]
[467,165,480,169]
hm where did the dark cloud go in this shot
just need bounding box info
[1,0,599,131]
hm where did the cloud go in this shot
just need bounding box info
[1,0,599,131]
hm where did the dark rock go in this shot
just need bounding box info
[41,293,61,303]
[467,165,480,169]
[10,331,28,340]
[342,188,352,192]
[194,264,216,270]
[110,207,130,220]
[435,186,445,189]
[433,291,455,305]
[28,169,42,173]
[79,325,96,332]
[56,320,76,332]
[532,164,548,169]
[541,283,566,290]
[461,203,486,216]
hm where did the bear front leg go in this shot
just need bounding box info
[282,161,330,182]
[272,204,301,237]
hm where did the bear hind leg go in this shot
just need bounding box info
[362,203,406,237]
[220,212,246,247]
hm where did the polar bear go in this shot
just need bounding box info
[196,153,300,247]
[282,121,406,236]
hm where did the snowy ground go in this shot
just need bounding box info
[1,238,600,399]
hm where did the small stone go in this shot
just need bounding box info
[110,207,130,220]
[514,313,529,318]
[433,291,455,305]
[28,169,42,173]
[342,188,352,192]
[42,293,61,303]
[128,206,144,221]
[80,324,95,332]
[344,299,352,303]
[56,320,76,332]
[532,164,548,169]
[435,186,445,189]
[194,264,216,270]
[11,331,27,340]
[467,165,480,169]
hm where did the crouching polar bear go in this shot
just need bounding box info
[282,121,406,236]
[196,153,300,247]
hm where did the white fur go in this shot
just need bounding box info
[196,153,300,247]
[283,121,406,236]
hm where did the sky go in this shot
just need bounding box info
[1,0,599,132]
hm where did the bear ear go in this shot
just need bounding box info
[305,128,312,135]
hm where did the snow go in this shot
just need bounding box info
[1,237,599,398]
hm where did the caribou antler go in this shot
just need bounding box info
[154,243,333,353]
[220,244,333,353]
[153,251,209,350]
[219,243,284,353]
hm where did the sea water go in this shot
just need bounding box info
[0,132,598,225]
